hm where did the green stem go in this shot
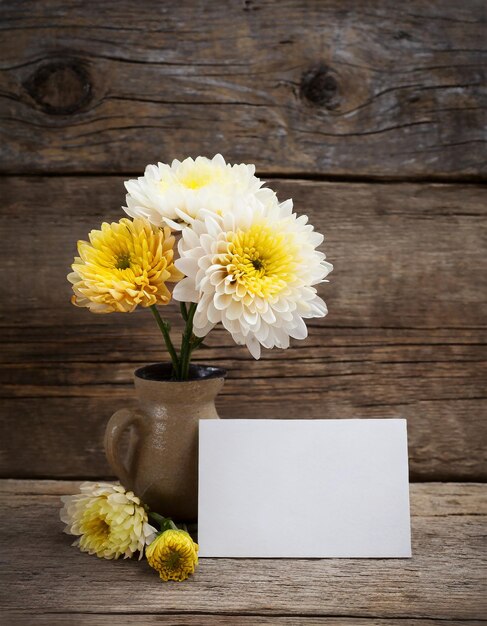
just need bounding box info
[179,302,197,381]
[150,305,180,378]
[190,331,210,351]
[148,511,178,533]
[179,302,188,321]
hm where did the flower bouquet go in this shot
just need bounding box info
[61,154,332,580]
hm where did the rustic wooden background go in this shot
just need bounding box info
[0,0,486,485]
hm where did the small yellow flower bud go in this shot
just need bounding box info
[146,529,199,582]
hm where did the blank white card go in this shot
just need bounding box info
[198,419,411,558]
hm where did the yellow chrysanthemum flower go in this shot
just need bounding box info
[68,217,182,313]
[173,198,332,359]
[60,482,157,560]
[146,529,199,581]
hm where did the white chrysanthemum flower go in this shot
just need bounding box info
[60,482,157,560]
[172,199,333,359]
[123,154,275,230]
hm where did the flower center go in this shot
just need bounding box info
[225,224,298,298]
[180,172,212,189]
[165,550,182,569]
[84,513,111,542]
[115,252,131,270]
[96,518,110,539]
[178,163,226,190]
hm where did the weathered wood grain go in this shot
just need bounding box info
[0,177,485,480]
[0,1,485,177]
[4,617,487,626]
[0,481,486,621]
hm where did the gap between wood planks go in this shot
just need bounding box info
[6,611,486,623]
[0,171,485,184]
[13,610,479,623]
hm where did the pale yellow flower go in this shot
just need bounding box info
[146,529,199,581]
[68,217,182,313]
[60,482,157,560]
[123,154,276,230]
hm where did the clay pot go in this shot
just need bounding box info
[104,363,225,521]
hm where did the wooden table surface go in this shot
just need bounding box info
[1,480,486,624]
[0,0,486,623]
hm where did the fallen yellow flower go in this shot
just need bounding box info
[60,482,156,560]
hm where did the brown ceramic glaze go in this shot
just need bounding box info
[104,363,225,521]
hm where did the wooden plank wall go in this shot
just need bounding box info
[0,0,486,481]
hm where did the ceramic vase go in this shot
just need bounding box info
[104,362,225,521]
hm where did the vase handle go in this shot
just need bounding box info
[104,408,141,489]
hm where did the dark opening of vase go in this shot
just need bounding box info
[135,362,227,382]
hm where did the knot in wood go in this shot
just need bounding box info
[24,60,92,115]
[300,65,340,110]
